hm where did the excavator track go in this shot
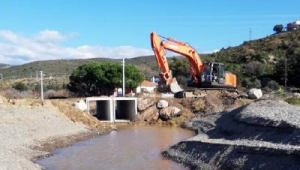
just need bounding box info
[175,87,239,98]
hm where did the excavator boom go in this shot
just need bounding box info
[150,32,172,85]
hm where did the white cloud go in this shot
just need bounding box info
[0,30,153,65]
[201,49,220,54]
[34,30,66,43]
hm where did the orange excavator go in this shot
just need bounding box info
[150,31,237,95]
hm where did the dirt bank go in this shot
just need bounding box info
[135,90,252,126]
[0,97,111,170]
[163,99,300,170]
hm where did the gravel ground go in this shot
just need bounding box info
[164,99,300,170]
[236,99,300,128]
[0,101,90,170]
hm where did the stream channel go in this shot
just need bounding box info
[37,125,195,170]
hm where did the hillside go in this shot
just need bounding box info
[0,63,10,68]
[1,29,300,88]
[0,56,159,80]
[211,29,300,87]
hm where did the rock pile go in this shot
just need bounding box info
[163,99,300,170]
[136,98,182,122]
[157,100,181,121]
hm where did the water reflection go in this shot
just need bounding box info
[37,125,194,170]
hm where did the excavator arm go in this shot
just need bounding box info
[150,32,204,85]
[150,32,173,85]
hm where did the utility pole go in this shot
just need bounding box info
[40,71,44,100]
[249,28,252,41]
[285,57,287,91]
[36,70,38,81]
[122,58,125,97]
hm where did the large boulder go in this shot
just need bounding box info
[138,105,159,122]
[137,97,156,112]
[293,93,300,98]
[73,99,87,111]
[156,100,169,109]
[247,88,263,99]
[159,106,181,121]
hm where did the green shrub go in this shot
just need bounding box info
[242,78,261,89]
[45,83,60,91]
[284,97,300,105]
[263,80,280,92]
[12,82,28,91]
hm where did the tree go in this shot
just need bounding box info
[273,24,283,34]
[125,65,145,91]
[169,57,190,85]
[67,62,145,96]
[67,62,104,96]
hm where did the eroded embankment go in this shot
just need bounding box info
[163,99,300,170]
[0,98,110,170]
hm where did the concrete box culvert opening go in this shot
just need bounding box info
[96,100,113,121]
[114,97,137,122]
[86,97,113,122]
[86,97,137,122]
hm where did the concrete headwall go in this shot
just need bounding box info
[86,97,137,122]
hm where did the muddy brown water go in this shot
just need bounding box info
[37,125,195,170]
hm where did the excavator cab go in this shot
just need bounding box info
[200,62,236,88]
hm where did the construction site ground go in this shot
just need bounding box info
[135,90,300,169]
[0,90,298,169]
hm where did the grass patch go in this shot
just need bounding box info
[284,97,300,106]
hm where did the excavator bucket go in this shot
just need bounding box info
[157,77,183,94]
[169,78,183,93]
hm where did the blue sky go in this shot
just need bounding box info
[0,0,299,65]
